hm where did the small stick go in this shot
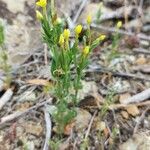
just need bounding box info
[109,100,150,110]
[0,89,13,110]
[44,44,48,65]
[121,88,150,104]
[0,99,52,126]
[43,105,52,150]
[73,0,88,24]
[84,110,97,139]
[91,23,150,41]
[133,48,150,55]
[86,68,150,82]
[133,106,150,134]
[0,80,3,91]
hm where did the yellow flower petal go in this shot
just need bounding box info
[36,0,47,8]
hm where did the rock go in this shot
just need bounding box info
[16,126,24,137]
[126,105,140,117]
[75,108,91,132]
[119,133,150,150]
[1,0,25,13]
[121,111,129,119]
[25,122,43,137]
[79,3,134,23]
[56,0,81,17]
[144,7,150,24]
[135,56,147,65]
[79,3,113,23]
[75,81,98,101]
[25,141,35,150]
[125,19,142,30]
[95,121,106,131]
[119,93,131,104]
[19,91,36,102]
[140,40,150,48]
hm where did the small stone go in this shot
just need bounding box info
[119,93,131,104]
[16,126,24,137]
[140,40,149,48]
[126,105,140,117]
[135,56,146,65]
[19,91,36,102]
[119,133,150,150]
[96,121,106,131]
[25,122,43,137]
[75,108,91,132]
[25,141,35,150]
[121,111,129,119]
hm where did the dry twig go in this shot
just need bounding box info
[0,89,13,110]
[109,100,150,110]
[133,48,150,55]
[84,110,97,139]
[91,23,150,41]
[43,105,52,150]
[121,88,150,104]
[133,106,150,134]
[87,67,150,82]
[0,99,52,126]
[73,0,88,23]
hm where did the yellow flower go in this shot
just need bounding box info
[36,10,43,20]
[59,34,65,46]
[36,0,47,8]
[75,25,82,35]
[87,14,92,25]
[99,34,106,41]
[83,46,90,56]
[116,21,122,28]
[63,29,70,40]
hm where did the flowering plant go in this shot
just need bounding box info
[36,0,105,133]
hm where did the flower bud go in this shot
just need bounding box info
[83,46,90,56]
[36,10,43,20]
[87,14,92,25]
[59,34,64,46]
[99,34,106,41]
[63,29,70,40]
[116,21,122,28]
[75,25,82,35]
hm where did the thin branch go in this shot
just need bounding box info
[0,99,52,126]
[133,48,150,55]
[109,101,150,110]
[91,23,150,41]
[133,106,150,134]
[43,105,52,150]
[73,0,88,24]
[120,88,150,104]
[0,89,13,110]
[84,110,97,139]
[86,67,150,82]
